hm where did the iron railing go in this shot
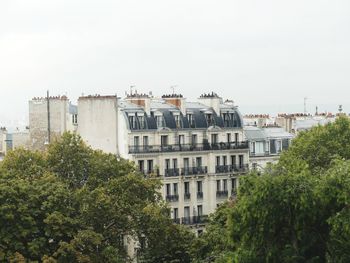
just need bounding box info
[129,141,249,154]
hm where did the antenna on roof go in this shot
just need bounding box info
[130,85,135,95]
[170,85,177,95]
[304,97,308,114]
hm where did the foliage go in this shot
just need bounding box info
[192,116,350,263]
[0,132,193,263]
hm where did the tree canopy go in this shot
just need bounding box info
[0,133,194,263]
[194,116,350,263]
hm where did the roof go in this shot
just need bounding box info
[244,127,294,141]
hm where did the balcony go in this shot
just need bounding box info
[166,195,179,202]
[164,168,180,177]
[181,166,208,176]
[179,215,209,225]
[216,190,228,198]
[184,193,191,200]
[197,192,203,199]
[140,169,160,177]
[129,141,249,154]
[215,164,249,174]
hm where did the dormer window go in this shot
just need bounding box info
[155,115,164,128]
[137,115,145,129]
[174,114,182,128]
[187,114,195,128]
[205,114,214,126]
[128,115,137,129]
[222,113,230,127]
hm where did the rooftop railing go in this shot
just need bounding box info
[129,141,249,154]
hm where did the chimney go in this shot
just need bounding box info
[198,92,223,114]
[162,94,186,114]
[125,93,151,115]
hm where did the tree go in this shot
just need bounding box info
[191,117,350,263]
[0,132,194,262]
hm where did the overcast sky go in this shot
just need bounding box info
[1,0,349,126]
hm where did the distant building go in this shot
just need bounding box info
[29,95,77,150]
[77,92,250,230]
[244,126,294,170]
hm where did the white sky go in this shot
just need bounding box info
[1,0,349,126]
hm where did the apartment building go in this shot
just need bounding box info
[77,92,250,228]
[244,126,294,170]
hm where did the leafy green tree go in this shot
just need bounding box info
[0,132,194,262]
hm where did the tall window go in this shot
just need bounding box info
[138,115,145,129]
[165,159,170,170]
[196,157,202,168]
[166,184,171,196]
[216,156,220,166]
[197,205,203,216]
[156,116,164,128]
[178,135,185,146]
[239,155,244,168]
[134,136,140,151]
[231,155,236,166]
[188,114,195,128]
[143,136,149,149]
[128,116,137,129]
[173,183,178,196]
[147,160,153,173]
[138,160,144,172]
[227,133,231,143]
[161,135,168,147]
[216,180,221,191]
[223,156,227,166]
[197,181,203,193]
[174,115,182,128]
[211,134,218,144]
[223,179,227,191]
[173,208,178,219]
[231,178,237,190]
[184,182,190,194]
[191,134,197,146]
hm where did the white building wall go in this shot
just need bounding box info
[78,96,118,154]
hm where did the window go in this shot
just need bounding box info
[178,135,185,146]
[216,156,220,166]
[231,155,236,166]
[223,156,227,166]
[188,114,195,128]
[166,184,171,195]
[282,139,290,150]
[216,180,221,191]
[155,115,164,128]
[270,139,276,154]
[173,183,178,195]
[252,163,257,170]
[165,159,170,170]
[173,208,178,219]
[128,116,137,129]
[227,133,231,143]
[235,133,239,144]
[206,114,214,126]
[196,157,202,168]
[143,136,149,147]
[197,181,203,193]
[231,178,237,190]
[222,113,230,127]
[138,115,145,129]
[239,155,244,168]
[161,135,168,147]
[211,134,218,144]
[72,114,78,125]
[138,160,144,172]
[223,179,227,191]
[184,158,189,169]
[197,205,203,216]
[172,159,178,169]
[184,206,190,219]
[192,134,197,145]
[147,160,153,173]
[184,182,190,194]
[174,115,182,128]
[134,136,140,151]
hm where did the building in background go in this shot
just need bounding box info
[29,95,78,150]
[77,92,250,229]
[244,126,294,170]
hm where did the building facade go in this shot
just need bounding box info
[29,95,78,150]
[77,92,250,227]
[244,126,294,170]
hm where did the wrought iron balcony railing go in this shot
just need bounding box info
[129,141,249,154]
[181,166,208,176]
[216,190,229,198]
[215,164,249,174]
[166,195,179,202]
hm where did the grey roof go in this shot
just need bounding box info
[244,127,267,140]
[244,127,294,141]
